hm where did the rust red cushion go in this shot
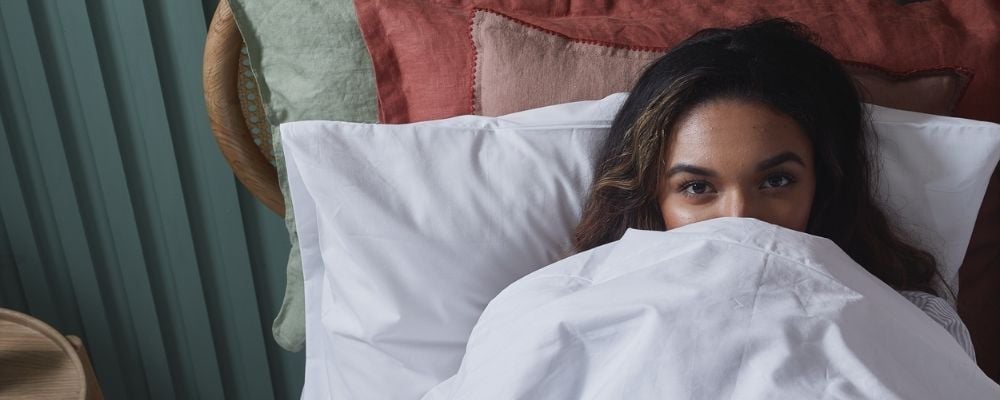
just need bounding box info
[355,0,999,124]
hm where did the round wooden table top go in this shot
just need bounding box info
[0,308,86,400]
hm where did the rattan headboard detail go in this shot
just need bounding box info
[203,0,283,215]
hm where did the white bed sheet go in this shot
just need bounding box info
[423,218,999,400]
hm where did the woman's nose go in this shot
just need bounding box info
[720,191,754,219]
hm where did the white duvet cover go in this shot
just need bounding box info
[422,218,999,400]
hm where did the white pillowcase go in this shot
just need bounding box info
[281,93,1000,399]
[869,106,1000,288]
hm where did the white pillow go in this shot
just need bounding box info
[870,105,999,290]
[282,93,1000,400]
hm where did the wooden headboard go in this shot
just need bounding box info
[203,0,283,215]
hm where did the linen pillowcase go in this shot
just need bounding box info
[284,99,618,399]
[471,9,972,118]
[228,0,378,351]
[281,93,1000,398]
[355,0,999,124]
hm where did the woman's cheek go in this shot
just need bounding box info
[660,197,708,230]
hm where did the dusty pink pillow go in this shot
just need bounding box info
[472,10,662,116]
[472,9,971,117]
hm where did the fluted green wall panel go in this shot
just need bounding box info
[0,0,304,398]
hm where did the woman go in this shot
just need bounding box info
[573,18,975,359]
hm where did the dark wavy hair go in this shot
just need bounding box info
[573,18,949,296]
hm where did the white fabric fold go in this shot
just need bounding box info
[424,218,999,400]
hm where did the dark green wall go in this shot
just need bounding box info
[0,0,304,398]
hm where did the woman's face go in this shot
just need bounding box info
[658,99,816,231]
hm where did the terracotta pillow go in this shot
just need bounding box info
[355,0,999,124]
[471,9,972,117]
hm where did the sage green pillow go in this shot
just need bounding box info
[229,0,377,352]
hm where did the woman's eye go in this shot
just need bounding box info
[681,181,712,196]
[762,174,794,189]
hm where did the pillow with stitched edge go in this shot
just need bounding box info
[470,9,972,118]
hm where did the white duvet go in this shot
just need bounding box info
[422,218,999,400]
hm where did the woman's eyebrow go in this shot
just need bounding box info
[666,152,804,178]
[666,164,717,178]
[756,151,805,171]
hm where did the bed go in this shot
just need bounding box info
[202,0,1000,396]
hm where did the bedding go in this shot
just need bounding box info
[896,290,975,359]
[228,0,378,351]
[228,0,999,354]
[284,104,611,400]
[421,218,1000,400]
[354,4,1000,365]
[280,94,1000,399]
[470,9,972,117]
[355,0,999,124]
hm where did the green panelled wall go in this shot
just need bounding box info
[0,0,305,398]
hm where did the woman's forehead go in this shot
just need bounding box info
[665,99,813,167]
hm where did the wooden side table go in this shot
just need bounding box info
[0,308,103,400]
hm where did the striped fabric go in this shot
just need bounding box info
[898,290,977,361]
